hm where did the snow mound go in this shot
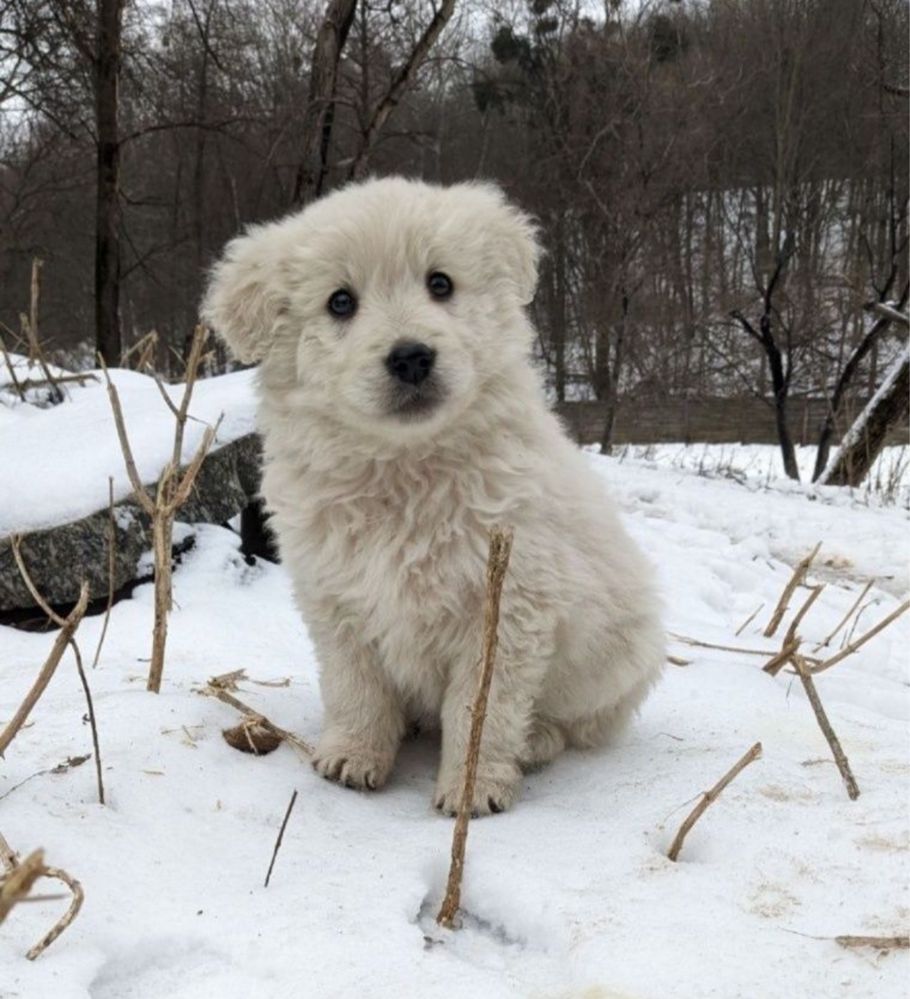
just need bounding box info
[1,367,257,535]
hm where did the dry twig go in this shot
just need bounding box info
[264,790,298,887]
[91,477,117,669]
[0,834,84,960]
[762,639,801,677]
[100,326,221,693]
[783,584,825,648]
[735,602,764,637]
[10,538,104,805]
[0,331,26,401]
[792,655,860,800]
[0,581,89,758]
[835,935,909,951]
[437,527,513,929]
[814,580,874,652]
[811,600,909,675]
[764,542,821,637]
[667,742,763,862]
[24,865,84,960]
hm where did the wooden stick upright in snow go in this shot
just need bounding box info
[9,538,104,805]
[792,655,860,800]
[667,742,762,862]
[101,324,220,693]
[437,527,513,930]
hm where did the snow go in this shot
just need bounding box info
[0,366,257,535]
[1,411,909,996]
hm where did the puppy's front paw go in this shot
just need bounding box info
[312,735,394,791]
[434,766,521,817]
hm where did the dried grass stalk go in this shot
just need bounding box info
[814,580,874,651]
[735,602,764,637]
[835,935,908,951]
[810,600,909,675]
[0,581,90,758]
[764,542,821,638]
[264,790,298,887]
[783,584,825,648]
[91,477,117,669]
[437,527,513,930]
[792,655,860,800]
[9,539,103,804]
[24,865,84,960]
[667,742,763,862]
[0,836,84,960]
[100,326,221,693]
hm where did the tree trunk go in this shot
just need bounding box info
[94,0,125,364]
[552,212,567,403]
[812,284,909,482]
[290,0,357,208]
[599,290,628,455]
[820,346,909,487]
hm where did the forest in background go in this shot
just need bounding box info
[0,0,907,477]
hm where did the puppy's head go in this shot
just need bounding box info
[201,178,539,440]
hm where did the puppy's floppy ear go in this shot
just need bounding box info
[483,187,541,306]
[200,223,287,365]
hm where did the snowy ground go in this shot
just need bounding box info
[1,374,909,998]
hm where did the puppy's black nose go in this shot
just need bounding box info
[385,342,436,385]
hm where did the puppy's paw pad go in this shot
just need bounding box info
[433,772,520,817]
[312,745,392,791]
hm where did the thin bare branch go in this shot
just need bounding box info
[264,790,298,888]
[667,742,763,862]
[792,655,859,800]
[0,584,90,758]
[811,600,909,674]
[437,527,514,930]
[764,543,822,637]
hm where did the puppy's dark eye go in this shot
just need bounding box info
[427,271,454,300]
[327,289,357,318]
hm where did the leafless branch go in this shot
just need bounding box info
[667,742,763,862]
[792,655,859,800]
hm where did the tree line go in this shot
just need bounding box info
[1,0,907,480]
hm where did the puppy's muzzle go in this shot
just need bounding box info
[385,342,436,386]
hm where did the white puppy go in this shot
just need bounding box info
[202,177,663,815]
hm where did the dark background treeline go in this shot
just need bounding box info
[1,0,907,474]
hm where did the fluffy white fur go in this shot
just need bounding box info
[202,177,664,815]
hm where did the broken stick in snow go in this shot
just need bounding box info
[9,538,104,805]
[264,790,299,887]
[667,742,763,862]
[810,599,909,675]
[0,579,90,759]
[792,655,859,800]
[835,934,909,951]
[437,527,513,930]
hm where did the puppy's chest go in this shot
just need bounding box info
[301,473,487,642]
